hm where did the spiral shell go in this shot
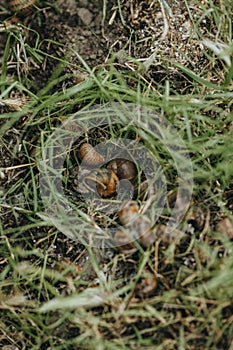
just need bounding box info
[9,0,37,16]
[114,229,138,255]
[118,200,139,226]
[96,169,119,197]
[83,168,119,197]
[114,216,155,254]
[115,199,156,253]
[116,179,134,202]
[107,158,137,181]
[131,216,155,248]
[78,143,105,166]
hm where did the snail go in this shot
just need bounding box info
[107,158,137,182]
[95,169,119,197]
[114,229,138,255]
[115,200,156,253]
[118,200,139,226]
[9,0,37,16]
[114,216,155,253]
[78,143,105,166]
[81,168,119,197]
[130,216,156,248]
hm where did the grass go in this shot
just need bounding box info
[0,0,233,349]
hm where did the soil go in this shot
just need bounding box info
[0,0,214,91]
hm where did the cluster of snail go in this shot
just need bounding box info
[78,143,140,199]
[77,142,156,253]
[8,0,37,17]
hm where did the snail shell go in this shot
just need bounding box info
[130,216,155,248]
[83,168,119,197]
[79,143,105,166]
[96,169,119,197]
[134,179,159,202]
[118,200,139,226]
[9,0,37,16]
[115,213,155,254]
[107,158,137,182]
[118,200,156,247]
[114,229,138,254]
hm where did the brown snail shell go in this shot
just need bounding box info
[83,168,119,197]
[114,229,138,254]
[130,216,155,248]
[107,158,137,182]
[96,169,119,197]
[118,200,139,226]
[115,211,155,254]
[9,0,37,16]
[79,143,105,166]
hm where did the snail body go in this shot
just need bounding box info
[79,143,105,166]
[9,0,37,16]
[107,158,137,182]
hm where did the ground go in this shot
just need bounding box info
[0,0,233,349]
